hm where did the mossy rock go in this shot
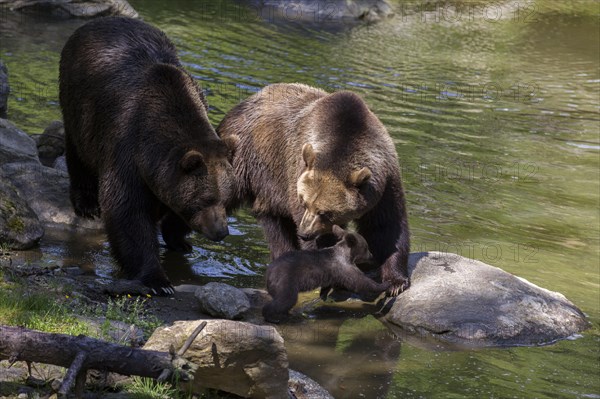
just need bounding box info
[0,179,44,250]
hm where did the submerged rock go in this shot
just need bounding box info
[289,369,334,399]
[247,0,394,24]
[0,179,44,250]
[379,252,589,347]
[144,320,289,398]
[195,282,251,320]
[5,0,138,18]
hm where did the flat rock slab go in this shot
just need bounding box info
[379,252,589,347]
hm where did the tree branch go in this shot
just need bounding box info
[0,325,199,396]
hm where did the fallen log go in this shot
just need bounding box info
[0,322,206,397]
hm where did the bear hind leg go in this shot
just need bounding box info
[65,134,100,219]
[262,288,299,324]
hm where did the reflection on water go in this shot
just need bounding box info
[1,0,599,397]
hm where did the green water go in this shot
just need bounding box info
[1,0,599,397]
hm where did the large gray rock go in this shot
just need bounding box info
[0,119,101,230]
[379,252,589,347]
[6,0,138,18]
[0,61,8,119]
[0,179,44,249]
[195,282,251,320]
[0,162,102,230]
[0,119,39,164]
[144,320,289,398]
[37,120,64,167]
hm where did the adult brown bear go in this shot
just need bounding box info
[59,17,237,294]
[218,83,409,295]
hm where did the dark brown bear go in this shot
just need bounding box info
[218,83,409,296]
[263,225,390,323]
[59,17,237,294]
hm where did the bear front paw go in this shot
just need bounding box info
[138,273,175,296]
[262,303,288,324]
[385,276,410,297]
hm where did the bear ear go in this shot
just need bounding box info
[350,167,372,187]
[180,150,205,173]
[302,143,316,170]
[332,225,345,239]
[222,135,239,152]
[222,135,239,161]
[344,232,358,247]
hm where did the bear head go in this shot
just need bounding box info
[296,143,372,241]
[167,135,239,241]
[332,225,373,263]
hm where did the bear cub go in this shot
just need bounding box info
[263,225,390,323]
[59,17,237,294]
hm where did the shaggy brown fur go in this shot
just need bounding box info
[59,17,237,294]
[218,83,410,295]
[263,226,389,323]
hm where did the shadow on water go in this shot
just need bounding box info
[278,303,402,398]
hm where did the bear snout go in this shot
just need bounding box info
[190,206,229,242]
[298,210,331,239]
[207,226,229,242]
[298,232,316,241]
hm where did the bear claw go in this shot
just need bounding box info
[150,286,175,296]
[140,274,175,296]
[386,279,410,297]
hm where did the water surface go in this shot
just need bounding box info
[1,1,598,397]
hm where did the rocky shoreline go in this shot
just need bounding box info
[0,58,591,398]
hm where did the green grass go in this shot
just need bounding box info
[0,275,161,340]
[125,377,181,399]
[100,295,163,336]
[124,377,228,399]
[0,285,92,336]
[0,269,226,397]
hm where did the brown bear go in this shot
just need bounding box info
[59,17,238,294]
[218,83,410,295]
[263,225,390,323]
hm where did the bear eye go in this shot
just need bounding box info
[318,211,333,222]
[203,197,218,208]
[298,194,306,206]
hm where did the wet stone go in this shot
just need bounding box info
[195,282,251,320]
[379,252,589,347]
